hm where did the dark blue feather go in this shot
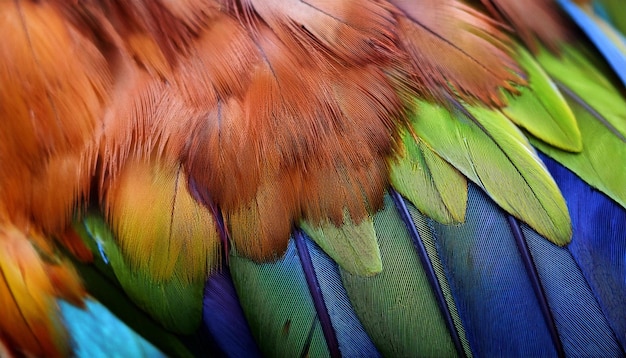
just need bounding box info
[426,185,560,357]
[541,153,626,353]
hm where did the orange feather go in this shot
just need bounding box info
[0,1,542,354]
[0,225,85,357]
[480,0,574,52]
[390,0,525,106]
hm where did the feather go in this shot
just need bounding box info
[229,239,333,357]
[60,300,165,358]
[558,0,626,86]
[202,270,262,357]
[103,159,220,283]
[235,0,398,64]
[591,0,626,35]
[342,194,463,357]
[390,129,468,224]
[501,46,581,152]
[536,45,626,139]
[66,230,198,357]
[0,0,108,233]
[479,0,573,52]
[409,98,572,245]
[77,213,205,335]
[3,0,626,356]
[0,226,84,357]
[390,0,524,106]
[426,184,562,356]
[161,4,405,261]
[229,232,379,357]
[533,46,626,207]
[541,154,626,352]
[300,215,382,276]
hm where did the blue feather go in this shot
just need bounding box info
[202,269,262,357]
[60,300,165,358]
[426,185,560,357]
[541,153,626,352]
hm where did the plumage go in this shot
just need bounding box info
[0,0,625,357]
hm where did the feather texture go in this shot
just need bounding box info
[391,0,524,106]
[409,98,572,245]
[1,0,626,357]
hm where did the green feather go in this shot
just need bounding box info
[502,46,581,152]
[76,213,204,335]
[531,46,626,207]
[531,92,626,207]
[536,46,626,139]
[341,195,466,357]
[229,246,330,358]
[410,99,572,245]
[300,214,382,276]
[390,128,468,224]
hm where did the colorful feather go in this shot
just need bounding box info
[1,0,625,357]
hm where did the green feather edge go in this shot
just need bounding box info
[536,46,626,139]
[341,195,467,357]
[410,99,572,245]
[532,92,626,207]
[533,46,626,207]
[502,46,581,152]
[595,0,626,35]
[75,213,204,335]
[300,213,382,276]
[390,128,468,224]
[229,244,330,358]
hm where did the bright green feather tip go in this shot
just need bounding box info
[409,99,572,246]
[76,213,204,334]
[390,129,468,224]
[536,45,626,139]
[533,45,626,208]
[501,45,581,152]
[300,213,382,277]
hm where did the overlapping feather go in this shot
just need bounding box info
[1,0,626,356]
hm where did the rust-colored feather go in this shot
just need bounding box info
[390,0,524,106]
[234,0,399,64]
[176,10,405,260]
[0,0,109,232]
[0,225,85,357]
[480,0,574,52]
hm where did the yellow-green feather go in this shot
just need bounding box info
[532,46,626,207]
[410,99,571,245]
[502,46,581,152]
[532,93,626,208]
[76,214,205,334]
[390,129,468,224]
[536,46,626,139]
[300,213,382,276]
